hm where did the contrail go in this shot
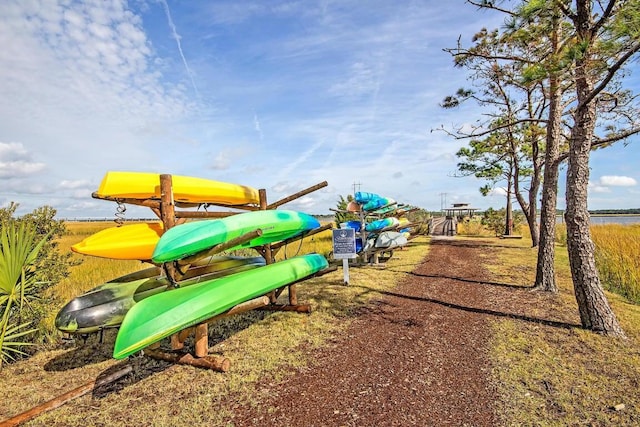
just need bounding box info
[253,112,264,140]
[279,141,324,180]
[160,0,199,97]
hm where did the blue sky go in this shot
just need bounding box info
[0,0,638,219]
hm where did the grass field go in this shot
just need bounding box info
[488,235,640,426]
[591,224,640,303]
[12,219,640,426]
[4,222,429,426]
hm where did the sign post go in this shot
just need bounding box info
[332,228,357,285]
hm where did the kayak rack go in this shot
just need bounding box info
[99,174,331,370]
[331,200,422,265]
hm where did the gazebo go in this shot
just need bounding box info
[443,203,478,220]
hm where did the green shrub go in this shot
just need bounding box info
[481,207,525,236]
[0,203,77,359]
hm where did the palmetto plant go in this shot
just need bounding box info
[0,222,51,368]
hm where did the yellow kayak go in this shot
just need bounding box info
[71,222,163,260]
[93,171,260,206]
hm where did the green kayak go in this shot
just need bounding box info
[55,256,265,334]
[151,210,320,263]
[113,253,328,359]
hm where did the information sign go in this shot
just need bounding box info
[332,228,357,259]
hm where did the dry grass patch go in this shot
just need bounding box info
[486,238,640,426]
[1,229,429,426]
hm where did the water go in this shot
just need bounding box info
[588,216,640,225]
[538,215,640,225]
[545,215,640,225]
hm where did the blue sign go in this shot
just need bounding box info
[332,228,357,259]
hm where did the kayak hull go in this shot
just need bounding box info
[94,171,260,206]
[113,253,328,359]
[365,217,400,232]
[71,222,163,260]
[152,210,320,263]
[55,256,265,334]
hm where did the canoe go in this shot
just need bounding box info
[71,222,163,260]
[152,210,320,263]
[365,217,400,232]
[398,217,410,228]
[113,253,329,359]
[93,171,260,206]
[55,256,265,334]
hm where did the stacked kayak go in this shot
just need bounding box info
[94,171,260,206]
[363,231,408,252]
[113,253,329,359]
[65,170,327,359]
[349,191,411,254]
[152,210,320,263]
[71,222,163,260]
[354,191,396,212]
[365,217,400,232]
[55,256,265,334]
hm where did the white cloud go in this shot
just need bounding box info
[487,187,507,197]
[0,142,46,178]
[599,176,637,187]
[3,1,636,217]
[59,179,91,189]
[329,61,380,100]
[210,147,251,171]
[588,181,612,193]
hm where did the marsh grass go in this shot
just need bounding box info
[488,236,640,426]
[1,225,430,426]
[591,224,640,303]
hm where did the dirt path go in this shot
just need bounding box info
[228,237,499,426]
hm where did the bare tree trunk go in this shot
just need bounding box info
[526,183,540,247]
[535,15,561,292]
[564,0,625,337]
[505,174,513,236]
[535,158,559,292]
[565,116,624,335]
[514,164,540,246]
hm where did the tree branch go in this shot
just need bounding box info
[555,0,577,22]
[466,0,518,16]
[578,41,640,111]
[593,126,640,146]
[432,118,549,140]
[592,0,618,37]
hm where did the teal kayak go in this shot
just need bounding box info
[354,191,380,204]
[370,203,399,216]
[365,217,400,232]
[113,253,328,359]
[354,191,395,212]
[152,210,320,263]
[363,196,395,212]
[55,256,265,334]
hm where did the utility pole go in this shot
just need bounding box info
[439,193,448,214]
